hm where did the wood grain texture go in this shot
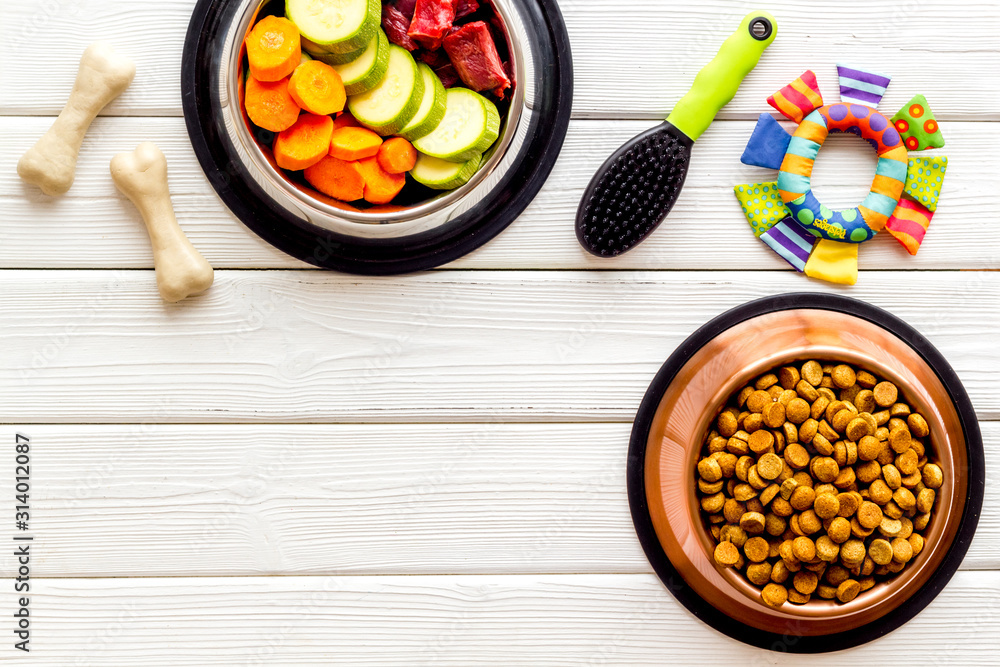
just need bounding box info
[8,572,1000,665]
[0,117,992,270]
[1,423,995,578]
[2,0,998,119]
[2,270,997,423]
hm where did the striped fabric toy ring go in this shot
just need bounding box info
[777,103,908,243]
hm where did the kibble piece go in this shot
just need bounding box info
[698,479,723,494]
[889,427,912,454]
[761,583,788,607]
[890,403,911,418]
[882,500,903,520]
[769,560,790,584]
[748,430,775,455]
[855,370,877,388]
[697,458,723,482]
[799,509,823,535]
[796,379,820,403]
[777,366,800,390]
[784,443,811,469]
[744,413,763,433]
[790,486,817,512]
[762,402,785,429]
[793,570,819,595]
[740,511,766,534]
[882,464,902,490]
[854,389,876,413]
[746,561,773,586]
[869,479,893,505]
[855,459,881,484]
[817,583,838,599]
[831,364,856,389]
[907,413,930,438]
[857,501,884,529]
[908,533,925,557]
[760,484,781,506]
[747,465,769,490]
[715,541,740,566]
[891,537,913,563]
[879,517,903,538]
[811,457,840,484]
[815,535,840,562]
[846,417,872,442]
[784,398,809,424]
[717,411,738,438]
[701,492,725,513]
[814,493,840,520]
[801,361,824,386]
[836,492,860,518]
[812,434,834,458]
[745,536,770,562]
[777,389,798,406]
[857,435,883,462]
[791,536,816,562]
[897,517,914,540]
[896,449,919,476]
[893,487,916,511]
[840,539,867,566]
[756,373,778,390]
[850,516,875,539]
[922,463,944,489]
[747,390,774,414]
[867,538,892,565]
[836,579,861,603]
[723,498,745,524]
[756,452,783,481]
[810,396,831,422]
[916,488,936,514]
[873,381,898,407]
[831,409,854,434]
[720,524,748,548]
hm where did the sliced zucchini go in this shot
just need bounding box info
[347,45,424,136]
[411,152,483,190]
[397,63,447,142]
[332,29,388,95]
[286,0,379,54]
[301,35,364,64]
[413,88,500,163]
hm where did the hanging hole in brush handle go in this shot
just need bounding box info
[750,16,772,40]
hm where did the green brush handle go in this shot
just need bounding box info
[666,12,777,142]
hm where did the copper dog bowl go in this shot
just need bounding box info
[627,293,983,652]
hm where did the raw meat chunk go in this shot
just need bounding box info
[408,0,457,50]
[442,21,511,97]
[382,3,419,50]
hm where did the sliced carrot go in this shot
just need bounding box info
[244,75,301,132]
[376,137,418,174]
[304,156,365,201]
[333,112,362,130]
[274,113,334,171]
[288,60,346,116]
[357,156,406,205]
[329,127,383,161]
[246,16,301,82]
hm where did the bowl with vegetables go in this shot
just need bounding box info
[182,0,572,274]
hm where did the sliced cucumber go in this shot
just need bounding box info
[411,152,483,190]
[286,0,379,54]
[347,45,424,136]
[413,88,500,162]
[332,29,388,96]
[397,64,447,142]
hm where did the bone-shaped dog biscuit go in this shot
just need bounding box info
[110,143,214,303]
[18,42,135,196]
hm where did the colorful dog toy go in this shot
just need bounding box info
[737,65,948,284]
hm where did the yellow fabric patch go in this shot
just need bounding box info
[805,239,859,285]
[779,153,815,178]
[796,120,829,144]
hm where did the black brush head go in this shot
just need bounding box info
[576,122,694,257]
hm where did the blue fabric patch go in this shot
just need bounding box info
[861,191,899,217]
[740,113,791,170]
[777,171,811,196]
[876,157,908,182]
[786,136,821,160]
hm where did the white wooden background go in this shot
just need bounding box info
[1,0,999,664]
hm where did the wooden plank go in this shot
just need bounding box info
[0,117,992,270]
[2,270,997,422]
[2,0,998,119]
[3,423,995,578]
[9,572,1000,665]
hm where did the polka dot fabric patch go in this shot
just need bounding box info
[904,156,947,212]
[891,95,945,151]
[734,182,790,236]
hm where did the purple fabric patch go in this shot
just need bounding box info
[828,104,848,121]
[882,126,901,147]
[869,113,887,132]
[837,65,891,88]
[839,87,883,105]
[760,217,817,272]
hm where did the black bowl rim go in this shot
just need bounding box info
[627,292,984,653]
[181,0,573,275]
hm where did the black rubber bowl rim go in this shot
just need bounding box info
[627,292,984,653]
[181,0,573,275]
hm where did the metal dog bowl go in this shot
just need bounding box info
[182,0,572,274]
[628,293,983,652]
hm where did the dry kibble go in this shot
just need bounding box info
[831,364,856,389]
[873,381,898,408]
[715,541,740,566]
[907,413,930,438]
[922,464,944,489]
[761,583,788,607]
[699,360,940,608]
[745,536,770,562]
